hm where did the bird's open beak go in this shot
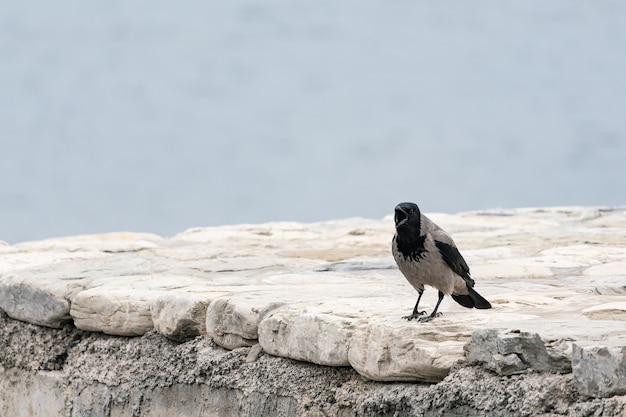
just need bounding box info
[394,206,408,227]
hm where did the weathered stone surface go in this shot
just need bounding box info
[2,206,626,384]
[151,290,219,342]
[582,302,626,320]
[348,320,467,382]
[206,296,270,349]
[71,287,158,336]
[0,254,158,328]
[258,303,362,367]
[69,274,210,336]
[572,344,626,398]
[15,231,164,252]
[467,329,572,375]
[4,312,625,417]
[0,278,71,328]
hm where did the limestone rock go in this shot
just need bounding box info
[151,291,219,342]
[572,344,626,398]
[204,276,376,350]
[467,329,571,375]
[13,231,163,253]
[258,304,362,367]
[206,296,276,349]
[0,265,90,328]
[0,255,156,328]
[348,321,467,382]
[245,344,264,363]
[71,287,158,336]
[68,274,206,336]
[582,302,626,320]
[0,278,71,328]
[489,353,527,375]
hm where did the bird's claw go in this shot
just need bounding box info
[418,312,443,323]
[402,311,427,321]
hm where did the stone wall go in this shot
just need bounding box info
[1,207,626,416]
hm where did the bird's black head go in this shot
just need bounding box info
[394,202,421,232]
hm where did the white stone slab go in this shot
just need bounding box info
[71,287,158,336]
[258,302,365,367]
[69,275,207,336]
[348,321,467,382]
[582,302,626,321]
[151,290,226,342]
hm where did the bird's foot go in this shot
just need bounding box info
[418,312,443,323]
[402,311,427,321]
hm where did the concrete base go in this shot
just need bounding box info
[1,313,625,417]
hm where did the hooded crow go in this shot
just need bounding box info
[392,202,491,322]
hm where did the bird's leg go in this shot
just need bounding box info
[419,291,444,322]
[402,290,426,320]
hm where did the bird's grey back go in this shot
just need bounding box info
[393,212,468,295]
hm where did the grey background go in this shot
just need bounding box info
[2,1,625,243]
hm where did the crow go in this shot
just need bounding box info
[392,202,491,322]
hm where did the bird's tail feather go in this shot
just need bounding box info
[452,287,492,309]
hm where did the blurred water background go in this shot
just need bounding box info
[2,1,625,244]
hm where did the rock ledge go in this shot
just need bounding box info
[1,206,626,404]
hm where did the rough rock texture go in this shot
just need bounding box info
[151,290,214,342]
[1,312,625,417]
[347,319,467,382]
[2,206,626,412]
[467,329,572,376]
[572,344,626,399]
[259,302,359,367]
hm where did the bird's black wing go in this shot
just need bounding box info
[434,240,475,287]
